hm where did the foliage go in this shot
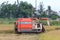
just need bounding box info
[50,14,59,20]
[0,1,33,18]
[50,20,60,26]
[0,1,59,19]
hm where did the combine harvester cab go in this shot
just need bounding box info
[14,18,45,33]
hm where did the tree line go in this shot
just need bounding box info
[0,1,59,19]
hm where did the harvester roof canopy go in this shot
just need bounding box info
[17,18,32,22]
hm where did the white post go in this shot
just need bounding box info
[47,20,50,26]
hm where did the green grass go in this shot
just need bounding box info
[0,18,60,26]
[50,20,60,26]
[0,18,17,24]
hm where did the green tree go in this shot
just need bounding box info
[18,1,33,18]
[51,14,59,20]
[0,1,33,18]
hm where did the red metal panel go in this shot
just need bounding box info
[20,18,32,22]
[20,24,32,29]
[17,18,32,29]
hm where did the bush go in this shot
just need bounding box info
[39,20,60,26]
[9,21,14,24]
[50,20,60,26]
[39,20,48,25]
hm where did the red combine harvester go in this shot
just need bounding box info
[14,18,45,33]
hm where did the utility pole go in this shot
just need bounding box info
[32,0,37,18]
[16,0,19,18]
[17,0,19,6]
[35,0,37,10]
[35,0,39,18]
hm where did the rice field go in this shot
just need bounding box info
[39,26,60,40]
[0,24,38,40]
[0,24,60,40]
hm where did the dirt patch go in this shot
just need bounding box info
[0,34,38,40]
